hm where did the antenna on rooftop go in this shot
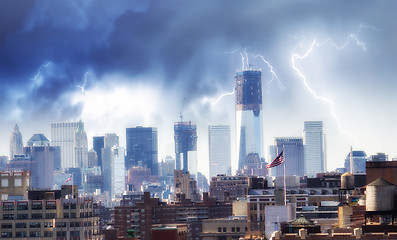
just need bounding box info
[180,97,185,122]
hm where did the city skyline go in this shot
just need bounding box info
[1,1,397,177]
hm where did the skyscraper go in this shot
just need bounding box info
[235,70,263,170]
[51,122,80,169]
[125,127,158,176]
[93,136,104,170]
[23,134,55,189]
[74,121,88,168]
[208,125,231,177]
[9,124,23,160]
[174,121,197,176]
[303,121,326,177]
[344,150,367,174]
[102,133,119,194]
[270,137,305,177]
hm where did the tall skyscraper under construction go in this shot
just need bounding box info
[174,121,197,176]
[235,70,263,170]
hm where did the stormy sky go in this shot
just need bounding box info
[1,0,396,176]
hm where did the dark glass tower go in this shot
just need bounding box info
[93,136,104,171]
[125,127,158,176]
[174,121,197,174]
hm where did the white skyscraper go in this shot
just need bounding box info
[102,133,120,195]
[209,125,231,178]
[9,124,23,160]
[112,146,125,199]
[74,121,88,168]
[303,121,326,177]
[51,122,80,169]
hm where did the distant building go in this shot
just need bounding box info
[344,151,367,174]
[125,127,158,176]
[73,121,88,168]
[51,122,80,169]
[8,134,56,189]
[270,137,305,177]
[174,170,200,202]
[9,124,23,160]
[304,121,326,177]
[93,136,104,171]
[159,156,175,179]
[208,125,231,178]
[368,152,388,162]
[102,133,119,195]
[87,149,98,168]
[235,70,263,171]
[174,121,197,177]
[197,172,209,193]
[112,146,125,199]
[209,175,248,202]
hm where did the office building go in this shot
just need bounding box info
[51,122,80,169]
[174,121,197,175]
[102,133,120,196]
[270,137,305,177]
[208,125,231,178]
[22,134,56,189]
[303,121,326,177]
[74,121,88,168]
[112,146,125,199]
[125,127,158,176]
[174,170,200,202]
[344,150,367,174]
[0,172,102,239]
[209,175,248,202]
[93,136,104,170]
[9,124,23,160]
[235,70,263,170]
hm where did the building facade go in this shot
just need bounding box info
[51,122,80,169]
[9,124,23,160]
[74,121,88,168]
[125,127,158,176]
[270,138,305,177]
[174,121,197,176]
[304,121,326,177]
[208,125,231,178]
[235,70,263,171]
[92,136,104,171]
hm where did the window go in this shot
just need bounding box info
[44,222,53,228]
[231,227,235,232]
[14,178,22,187]
[64,213,69,218]
[30,231,41,237]
[15,231,27,237]
[218,227,221,232]
[223,227,226,232]
[1,232,12,238]
[15,223,26,228]
[71,213,76,218]
[45,213,56,219]
[17,214,28,219]
[236,227,240,232]
[1,194,8,200]
[32,203,42,210]
[17,204,28,210]
[3,204,14,211]
[30,222,41,228]
[1,223,12,229]
[44,231,53,237]
[3,214,14,220]
[31,213,42,219]
[1,179,8,187]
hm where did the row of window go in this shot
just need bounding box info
[1,231,52,238]
[2,213,56,220]
[217,226,246,233]
[1,222,53,229]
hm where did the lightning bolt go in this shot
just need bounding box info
[30,61,52,89]
[291,26,372,136]
[77,71,89,93]
[202,88,235,105]
[253,54,284,92]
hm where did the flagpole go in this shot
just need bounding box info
[283,145,286,206]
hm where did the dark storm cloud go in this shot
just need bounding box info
[0,0,396,119]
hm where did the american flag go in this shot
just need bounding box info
[266,151,284,169]
[65,174,72,183]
